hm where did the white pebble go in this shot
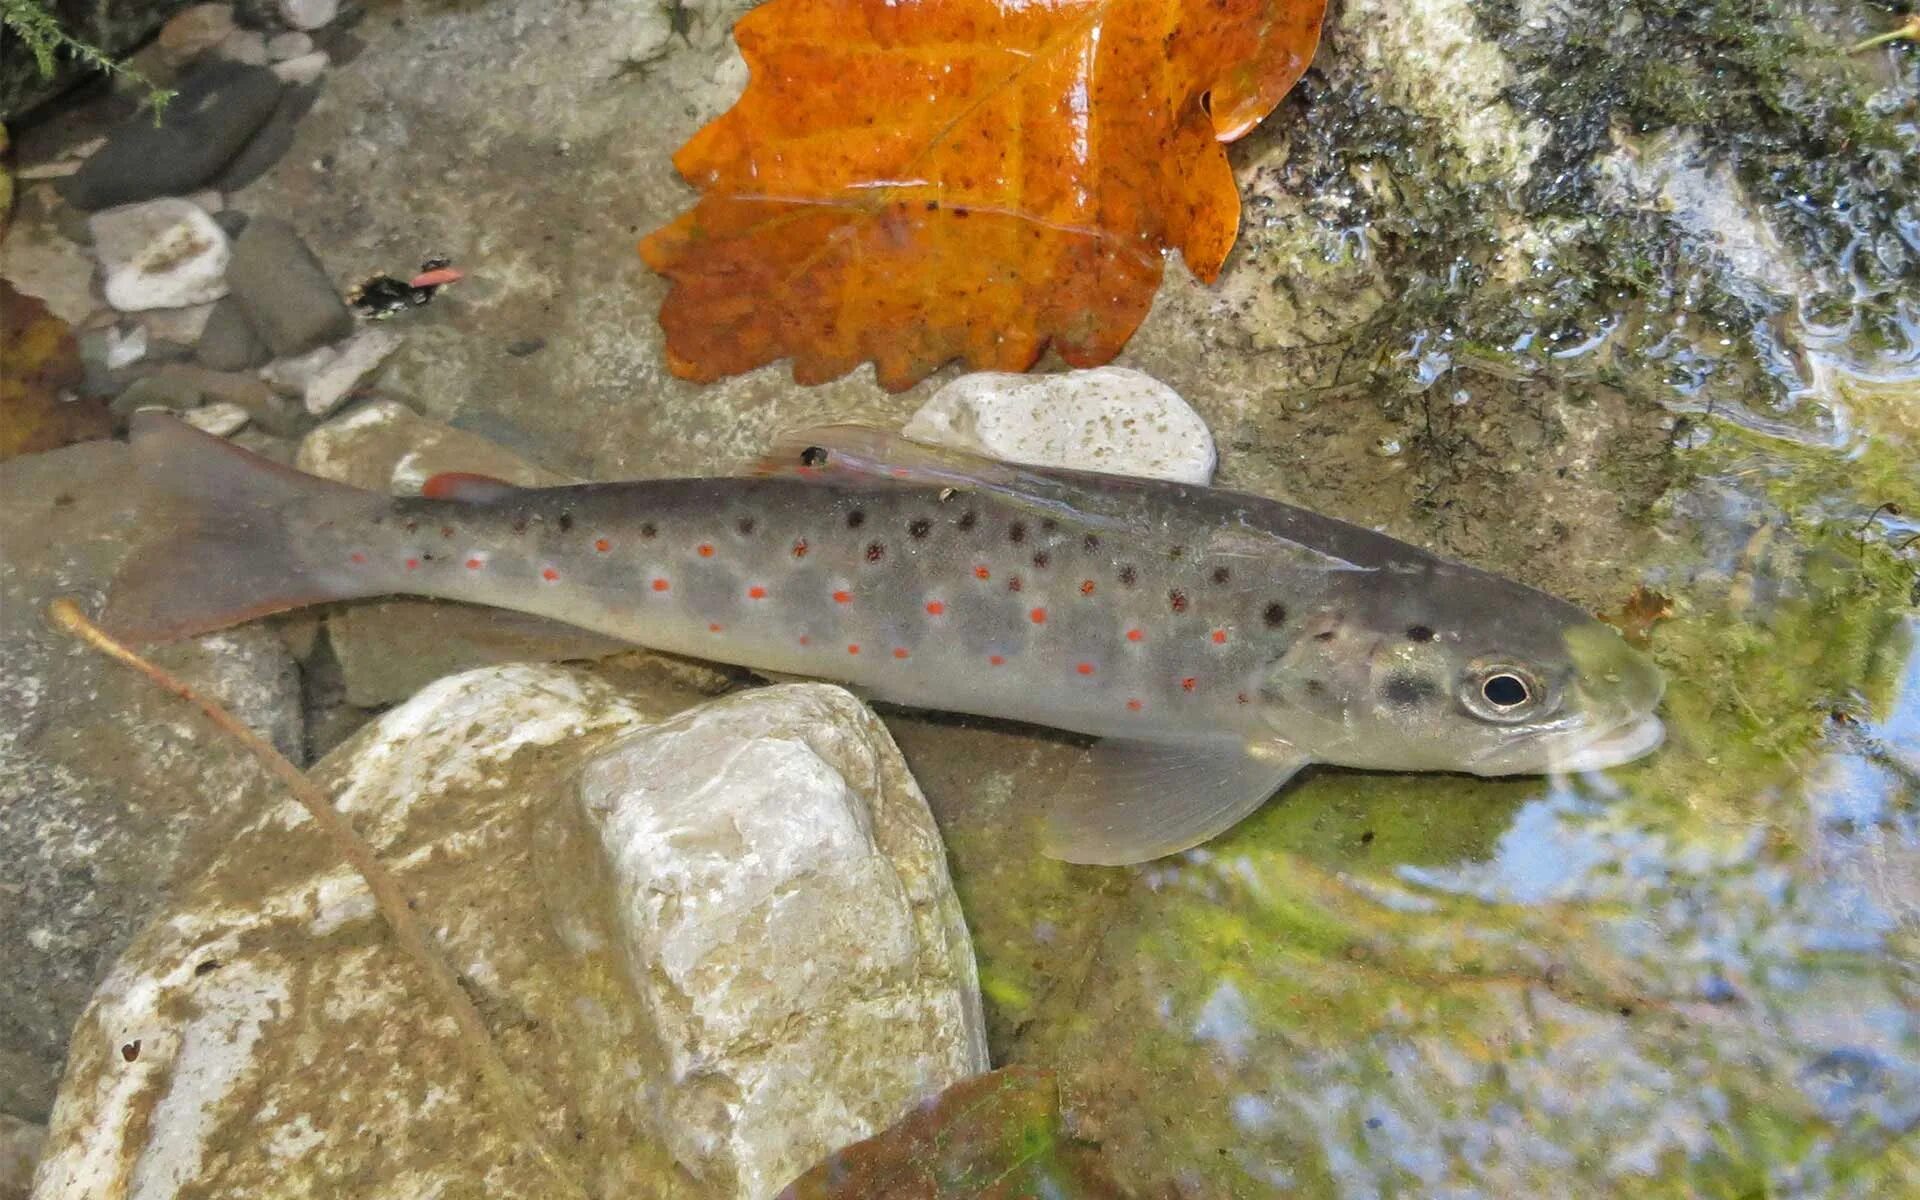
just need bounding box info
[89,199,230,313]
[216,29,269,66]
[276,0,339,31]
[183,402,251,437]
[301,327,404,416]
[270,51,329,86]
[267,31,313,61]
[903,366,1216,484]
[105,325,148,369]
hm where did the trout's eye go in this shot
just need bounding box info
[1463,665,1541,722]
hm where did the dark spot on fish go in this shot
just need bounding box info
[404,519,418,533]
[1083,533,1100,552]
[865,542,885,563]
[558,512,574,532]
[792,538,809,558]
[1008,575,1023,592]
[440,525,454,539]
[907,518,932,540]
[512,516,529,534]
[1360,830,1375,845]
[800,446,829,467]
[848,510,866,529]
[1383,674,1438,707]
[1168,545,1186,560]
[1314,629,1337,642]
[421,552,436,562]
[1303,679,1327,695]
[1169,589,1188,614]
[195,959,221,976]
[640,521,657,538]
[1264,603,1287,628]
[1407,625,1435,642]
[1032,551,1050,569]
[736,516,756,536]
[121,1040,140,1063]
[52,492,74,507]
[1211,566,1231,584]
[1008,521,1027,544]
[1118,564,1138,586]
[1041,518,1058,533]
[957,510,977,530]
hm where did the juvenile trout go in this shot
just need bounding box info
[107,414,1664,864]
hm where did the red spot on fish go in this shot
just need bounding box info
[440,525,454,539]
[1181,677,1197,692]
[747,585,767,599]
[833,589,853,604]
[974,566,991,580]
[698,543,714,558]
[889,467,910,478]
[465,557,483,570]
[405,558,420,571]
[792,539,809,558]
[1126,698,1144,712]
[1029,607,1047,624]
[1211,629,1228,644]
[651,578,670,591]
[1076,662,1095,676]
[542,567,559,581]
[798,635,811,646]
[847,643,861,655]
[989,654,1006,666]
[709,623,722,633]
[421,470,506,500]
[350,552,367,564]
[893,647,910,659]
[1080,580,1096,596]
[1237,692,1250,704]
[925,600,945,616]
[595,538,611,553]
[1126,628,1144,642]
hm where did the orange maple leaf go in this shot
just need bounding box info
[640,0,1326,391]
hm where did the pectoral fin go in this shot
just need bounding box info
[1043,736,1309,866]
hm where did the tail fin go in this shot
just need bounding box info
[103,413,380,642]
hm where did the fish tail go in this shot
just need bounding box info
[103,412,382,642]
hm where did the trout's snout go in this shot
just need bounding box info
[1467,622,1666,776]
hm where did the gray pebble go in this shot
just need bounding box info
[58,62,283,211]
[195,297,270,371]
[226,216,352,356]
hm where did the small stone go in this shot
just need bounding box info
[157,4,236,64]
[183,401,250,436]
[904,366,1217,484]
[196,296,270,370]
[58,62,283,211]
[300,326,404,416]
[270,51,329,86]
[104,324,148,369]
[0,217,98,325]
[227,217,352,355]
[90,199,231,312]
[144,338,198,364]
[216,28,270,66]
[277,0,339,31]
[155,364,304,436]
[259,341,337,397]
[139,300,218,344]
[112,372,205,417]
[267,31,313,61]
[504,336,546,357]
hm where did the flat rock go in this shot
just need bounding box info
[225,216,351,356]
[299,326,401,415]
[0,197,100,326]
[0,441,301,1121]
[58,62,283,211]
[903,367,1217,484]
[215,29,270,66]
[210,83,320,193]
[182,401,249,435]
[30,668,984,1198]
[89,199,230,313]
[194,296,269,370]
[137,300,217,344]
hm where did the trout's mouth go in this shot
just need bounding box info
[1541,713,1666,773]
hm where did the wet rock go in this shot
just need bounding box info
[0,1115,42,1200]
[277,0,339,31]
[137,300,217,345]
[270,51,329,87]
[103,325,147,370]
[194,296,269,370]
[0,440,300,1121]
[225,216,351,355]
[145,364,300,435]
[216,28,271,66]
[157,5,237,66]
[329,600,629,707]
[182,401,250,436]
[111,371,205,418]
[904,367,1217,484]
[298,326,402,416]
[30,668,984,1198]
[59,62,282,211]
[89,199,230,312]
[267,31,313,61]
[210,83,320,193]
[211,209,249,239]
[0,198,99,326]
[295,397,569,493]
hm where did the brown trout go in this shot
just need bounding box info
[107,413,1664,864]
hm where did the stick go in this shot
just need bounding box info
[48,599,587,1197]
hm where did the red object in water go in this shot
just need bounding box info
[409,266,465,289]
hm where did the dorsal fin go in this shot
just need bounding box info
[420,471,521,503]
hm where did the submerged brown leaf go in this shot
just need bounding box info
[777,1066,1125,1198]
[0,280,107,461]
[1601,584,1675,648]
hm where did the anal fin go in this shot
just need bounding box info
[1043,736,1308,866]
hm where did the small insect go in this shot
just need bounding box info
[349,257,464,319]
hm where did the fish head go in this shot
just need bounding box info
[1261,564,1665,776]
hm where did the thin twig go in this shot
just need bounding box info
[1850,15,1920,54]
[48,599,587,1197]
